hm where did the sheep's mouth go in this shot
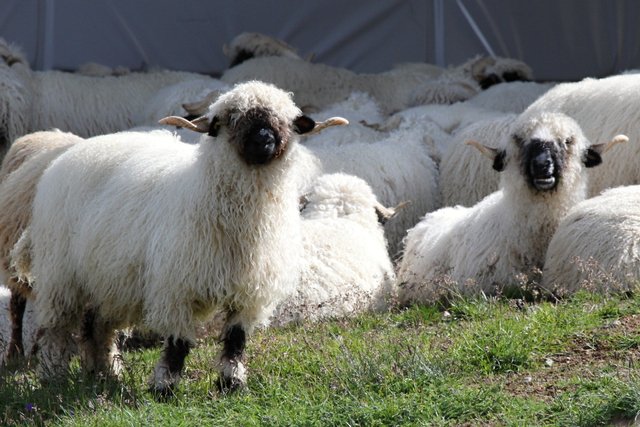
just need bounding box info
[533,175,556,190]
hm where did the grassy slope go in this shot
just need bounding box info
[2,291,640,426]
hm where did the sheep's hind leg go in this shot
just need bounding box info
[7,290,27,360]
[79,307,122,378]
[149,336,191,397]
[216,322,247,393]
[37,325,74,384]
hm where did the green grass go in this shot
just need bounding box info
[2,291,640,426]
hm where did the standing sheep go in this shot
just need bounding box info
[396,112,626,304]
[271,173,397,326]
[543,185,640,296]
[14,81,346,394]
[0,129,82,360]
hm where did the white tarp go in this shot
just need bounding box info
[1,0,639,81]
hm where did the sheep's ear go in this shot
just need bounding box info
[296,116,349,136]
[465,139,507,172]
[158,115,210,133]
[293,115,316,135]
[585,134,628,167]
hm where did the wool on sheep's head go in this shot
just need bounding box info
[158,81,348,166]
[496,112,606,192]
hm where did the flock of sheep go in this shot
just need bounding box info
[0,32,639,396]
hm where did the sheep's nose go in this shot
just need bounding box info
[256,128,276,147]
[533,151,552,170]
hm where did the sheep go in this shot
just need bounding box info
[543,185,640,296]
[297,128,440,257]
[13,81,347,394]
[0,38,214,160]
[523,73,640,197]
[223,32,306,68]
[396,111,627,304]
[0,129,82,360]
[221,55,533,115]
[271,173,397,327]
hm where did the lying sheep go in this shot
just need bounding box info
[221,55,533,115]
[14,81,346,394]
[543,185,640,296]
[524,73,640,197]
[298,128,440,257]
[396,112,626,304]
[271,173,397,326]
[0,38,213,160]
[0,129,82,360]
[223,32,306,68]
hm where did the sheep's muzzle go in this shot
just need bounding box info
[521,139,564,191]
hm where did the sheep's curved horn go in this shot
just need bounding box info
[465,139,499,160]
[591,134,629,155]
[222,43,231,58]
[159,115,209,133]
[302,117,349,136]
[374,200,410,225]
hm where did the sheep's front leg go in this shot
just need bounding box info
[149,336,191,396]
[217,323,247,393]
[7,290,27,359]
[79,307,122,378]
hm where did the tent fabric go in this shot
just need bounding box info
[0,0,639,81]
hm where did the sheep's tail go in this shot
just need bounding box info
[11,226,34,283]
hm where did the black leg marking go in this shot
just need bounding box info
[164,337,191,377]
[217,323,247,393]
[7,291,27,359]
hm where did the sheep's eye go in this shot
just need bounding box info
[208,118,221,137]
[565,136,574,145]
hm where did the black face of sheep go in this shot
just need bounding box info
[229,49,254,68]
[519,137,568,191]
[226,107,291,166]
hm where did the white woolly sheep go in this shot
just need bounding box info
[0,129,82,360]
[523,73,640,197]
[543,185,640,296]
[14,81,346,394]
[271,173,397,327]
[223,32,307,68]
[221,55,533,115]
[396,112,626,304]
[297,128,440,257]
[0,38,213,159]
